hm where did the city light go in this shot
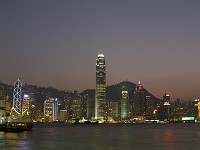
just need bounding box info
[24,94,29,98]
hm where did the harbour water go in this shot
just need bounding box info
[0,123,200,150]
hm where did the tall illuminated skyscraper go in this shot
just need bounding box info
[163,93,171,121]
[158,93,171,121]
[95,54,107,120]
[134,81,146,116]
[121,86,128,119]
[11,79,22,115]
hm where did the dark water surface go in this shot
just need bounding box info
[0,123,200,150]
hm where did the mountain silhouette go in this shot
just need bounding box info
[81,81,161,103]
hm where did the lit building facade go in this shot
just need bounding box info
[0,100,11,117]
[195,99,200,119]
[170,98,186,122]
[11,79,22,115]
[64,91,84,121]
[163,93,170,106]
[145,95,154,117]
[163,93,171,121]
[22,93,36,119]
[81,91,95,120]
[108,101,119,120]
[44,98,58,122]
[22,94,30,116]
[158,93,171,121]
[121,86,128,119]
[70,91,83,120]
[134,81,146,116]
[95,54,107,120]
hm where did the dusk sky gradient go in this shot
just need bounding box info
[1,0,200,100]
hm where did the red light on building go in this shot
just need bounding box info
[135,81,144,91]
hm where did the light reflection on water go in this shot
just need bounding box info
[0,123,200,150]
[0,131,32,150]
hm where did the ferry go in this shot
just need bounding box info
[1,122,33,132]
[0,116,33,132]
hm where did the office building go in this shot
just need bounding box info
[108,101,119,120]
[11,79,22,115]
[121,86,128,119]
[44,98,58,122]
[95,54,107,120]
[22,94,31,116]
[158,93,171,121]
[163,93,171,121]
[134,81,146,116]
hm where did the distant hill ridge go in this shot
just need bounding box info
[0,81,161,103]
[81,81,162,102]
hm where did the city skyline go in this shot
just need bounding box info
[1,0,200,101]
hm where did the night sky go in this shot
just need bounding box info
[1,0,200,100]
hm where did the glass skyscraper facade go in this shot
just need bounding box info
[44,98,58,122]
[95,54,107,120]
[121,90,128,119]
[134,81,146,116]
[163,93,171,121]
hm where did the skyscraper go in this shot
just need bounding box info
[95,54,107,120]
[163,93,170,105]
[163,93,171,121]
[158,93,171,121]
[121,86,128,119]
[44,98,58,122]
[134,81,146,116]
[22,94,31,116]
[11,79,22,115]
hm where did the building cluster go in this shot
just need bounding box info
[0,54,199,123]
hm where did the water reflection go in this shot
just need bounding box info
[0,132,6,149]
[90,125,139,150]
[163,128,177,149]
[0,131,32,150]
[1,124,200,150]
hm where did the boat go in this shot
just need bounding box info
[0,116,33,132]
[83,120,99,124]
[73,119,99,124]
[1,122,33,132]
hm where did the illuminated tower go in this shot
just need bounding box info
[121,86,128,119]
[22,94,31,116]
[44,98,58,122]
[163,93,170,121]
[95,54,107,120]
[163,93,170,105]
[11,79,22,115]
[134,81,146,116]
